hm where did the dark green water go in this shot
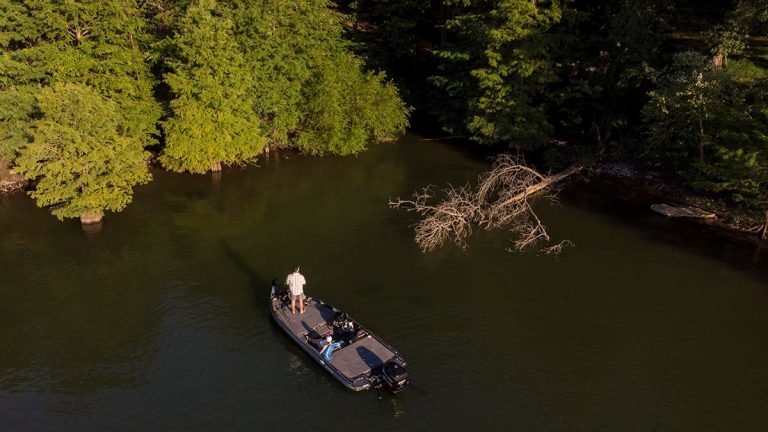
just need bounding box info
[1,134,767,431]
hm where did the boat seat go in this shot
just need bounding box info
[350,329,367,343]
[308,323,333,340]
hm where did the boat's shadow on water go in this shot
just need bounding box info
[220,240,271,303]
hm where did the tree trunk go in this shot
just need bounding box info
[354,0,364,33]
[211,161,222,172]
[80,212,103,225]
[698,118,705,163]
[591,121,611,157]
[762,210,768,240]
[713,54,725,69]
[496,163,583,209]
[390,156,582,254]
[0,158,26,192]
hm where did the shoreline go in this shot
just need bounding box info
[2,147,766,247]
[0,159,25,193]
[585,160,767,245]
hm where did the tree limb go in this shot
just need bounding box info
[390,155,582,254]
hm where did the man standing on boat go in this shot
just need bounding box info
[286,266,307,315]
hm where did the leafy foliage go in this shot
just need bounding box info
[15,84,152,219]
[296,53,409,155]
[160,0,409,172]
[643,52,768,207]
[160,0,264,173]
[0,0,162,150]
[1,0,408,220]
[0,0,160,218]
[549,0,672,154]
[431,0,564,148]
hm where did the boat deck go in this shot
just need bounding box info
[273,298,397,380]
[275,301,337,337]
[328,336,396,378]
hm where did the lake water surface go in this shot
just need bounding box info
[1,134,767,431]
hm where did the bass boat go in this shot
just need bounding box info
[270,282,408,392]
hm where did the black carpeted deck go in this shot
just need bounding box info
[276,301,337,337]
[328,336,396,379]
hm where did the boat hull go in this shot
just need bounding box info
[270,286,407,392]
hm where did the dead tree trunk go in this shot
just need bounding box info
[762,210,768,241]
[390,155,582,254]
[698,118,705,163]
[490,163,583,213]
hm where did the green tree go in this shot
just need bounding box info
[160,0,407,170]
[643,52,721,164]
[15,83,152,221]
[643,51,768,208]
[0,0,161,152]
[729,0,768,35]
[229,0,340,149]
[0,86,35,161]
[431,0,564,148]
[226,0,408,155]
[296,52,409,155]
[549,0,671,156]
[160,0,265,173]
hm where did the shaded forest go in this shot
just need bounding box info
[1,0,767,229]
[348,0,768,235]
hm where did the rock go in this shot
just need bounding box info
[651,204,716,219]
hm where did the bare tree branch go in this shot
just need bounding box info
[390,155,582,254]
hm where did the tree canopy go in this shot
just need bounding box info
[1,0,767,223]
[349,0,768,214]
[14,83,152,220]
[0,0,161,220]
[1,0,409,220]
[160,0,264,173]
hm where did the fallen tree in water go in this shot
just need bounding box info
[390,154,582,254]
[650,204,716,219]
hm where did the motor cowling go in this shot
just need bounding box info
[382,361,408,392]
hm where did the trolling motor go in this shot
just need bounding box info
[271,278,290,304]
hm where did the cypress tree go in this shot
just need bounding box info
[0,0,161,151]
[160,0,265,174]
[224,0,409,156]
[0,0,161,220]
[15,83,152,221]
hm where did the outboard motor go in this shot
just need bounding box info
[382,361,408,393]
